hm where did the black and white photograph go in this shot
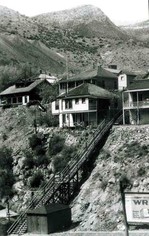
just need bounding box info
[0,0,148,235]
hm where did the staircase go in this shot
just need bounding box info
[7,110,122,235]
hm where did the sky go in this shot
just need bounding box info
[0,0,148,25]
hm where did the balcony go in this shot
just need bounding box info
[124,100,149,109]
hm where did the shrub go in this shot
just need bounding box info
[33,145,46,156]
[29,171,44,188]
[23,150,35,169]
[2,133,7,141]
[62,146,77,160]
[0,169,14,198]
[137,167,146,177]
[53,146,77,172]
[0,146,14,198]
[48,135,65,156]
[29,134,42,150]
[0,146,13,169]
[53,155,66,172]
[34,155,49,166]
[37,113,59,127]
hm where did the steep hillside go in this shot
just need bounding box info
[71,125,149,231]
[0,5,39,37]
[122,20,149,42]
[0,33,66,73]
[0,4,149,74]
[33,5,128,39]
[1,106,149,231]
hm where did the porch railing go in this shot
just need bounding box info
[124,100,149,108]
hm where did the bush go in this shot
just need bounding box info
[33,145,46,156]
[53,146,77,172]
[48,135,65,156]
[23,150,35,169]
[29,171,44,188]
[34,155,49,166]
[53,155,66,172]
[29,134,42,150]
[137,167,146,177]
[0,146,14,198]
[0,146,13,169]
[37,113,59,127]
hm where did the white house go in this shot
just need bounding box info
[122,79,149,125]
[52,83,117,128]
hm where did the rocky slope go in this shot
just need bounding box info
[0,33,66,73]
[33,5,128,39]
[71,125,149,231]
[122,20,149,42]
[0,5,39,37]
[0,4,149,73]
[0,107,149,231]
[0,4,149,78]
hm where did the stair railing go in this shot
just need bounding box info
[7,110,122,235]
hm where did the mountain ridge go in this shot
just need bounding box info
[33,5,128,39]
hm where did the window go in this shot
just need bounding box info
[120,76,125,81]
[55,100,59,110]
[60,83,66,90]
[114,81,117,89]
[82,98,86,104]
[12,97,17,103]
[101,80,105,88]
[68,82,75,89]
[76,81,83,87]
[18,97,22,103]
[75,98,79,104]
[65,99,72,109]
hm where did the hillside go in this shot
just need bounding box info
[0,4,149,76]
[122,20,149,42]
[71,125,149,231]
[0,33,66,73]
[0,106,149,232]
[33,5,128,39]
[0,5,39,37]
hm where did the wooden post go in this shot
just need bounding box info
[6,196,10,222]
[137,92,140,125]
[119,180,129,236]
[122,92,125,125]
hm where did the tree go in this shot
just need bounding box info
[39,83,59,104]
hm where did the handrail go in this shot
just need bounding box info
[7,110,122,235]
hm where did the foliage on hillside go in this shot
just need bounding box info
[0,4,149,77]
[0,146,14,198]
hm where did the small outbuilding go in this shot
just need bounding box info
[27,204,72,234]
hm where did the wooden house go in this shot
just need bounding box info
[0,76,54,106]
[52,83,118,128]
[122,79,149,124]
[59,66,118,95]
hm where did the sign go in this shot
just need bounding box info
[125,192,149,224]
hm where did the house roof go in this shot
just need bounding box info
[119,69,139,76]
[0,79,49,96]
[135,72,149,80]
[60,66,117,83]
[126,79,149,91]
[27,204,70,215]
[58,83,116,99]
[105,68,121,75]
